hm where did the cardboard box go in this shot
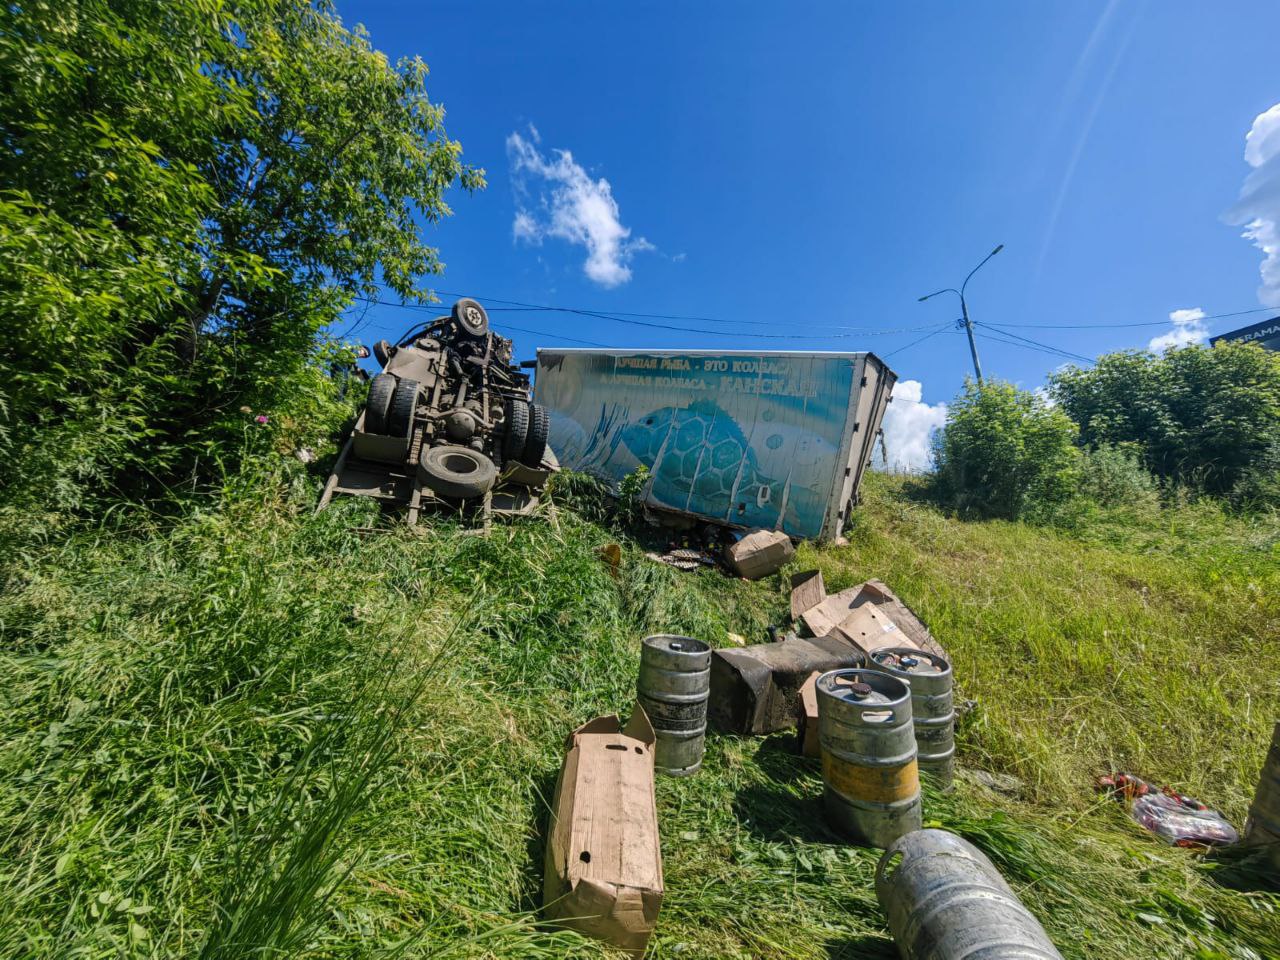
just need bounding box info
[797,670,821,758]
[544,709,663,956]
[708,634,865,735]
[724,529,795,580]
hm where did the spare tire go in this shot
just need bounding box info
[451,298,489,338]
[386,378,420,438]
[372,339,392,367]
[503,398,530,462]
[521,403,549,467]
[364,373,397,434]
[418,444,497,500]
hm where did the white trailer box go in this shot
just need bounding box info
[534,349,896,541]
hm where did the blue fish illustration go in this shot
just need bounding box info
[621,399,783,526]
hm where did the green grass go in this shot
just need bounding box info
[0,471,1276,958]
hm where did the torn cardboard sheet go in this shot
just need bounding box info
[789,569,826,621]
[797,670,821,758]
[544,708,663,956]
[829,603,905,656]
[795,577,946,660]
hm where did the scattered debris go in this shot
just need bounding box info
[724,632,746,646]
[877,830,1065,960]
[708,633,865,735]
[723,529,795,580]
[544,708,663,956]
[960,769,1025,797]
[597,542,622,577]
[645,547,718,572]
[1096,773,1239,847]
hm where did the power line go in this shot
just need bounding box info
[882,325,953,359]
[351,295,943,340]
[974,327,1094,365]
[434,288,914,333]
[987,306,1276,330]
[490,323,609,348]
[485,305,776,327]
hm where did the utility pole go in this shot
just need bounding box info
[918,243,1003,384]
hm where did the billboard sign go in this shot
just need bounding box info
[1209,316,1280,351]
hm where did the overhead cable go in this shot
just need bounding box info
[352,295,942,340]
[986,306,1275,330]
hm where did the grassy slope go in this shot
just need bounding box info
[0,472,1277,959]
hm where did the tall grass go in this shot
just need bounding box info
[0,469,1275,958]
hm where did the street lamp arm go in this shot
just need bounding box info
[960,243,1004,297]
[917,287,960,303]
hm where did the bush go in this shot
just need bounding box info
[1077,443,1161,509]
[933,379,1080,520]
[1050,341,1280,503]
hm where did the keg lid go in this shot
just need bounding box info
[829,676,893,706]
[873,649,943,676]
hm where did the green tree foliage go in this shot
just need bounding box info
[0,0,481,509]
[933,379,1080,519]
[1049,342,1280,502]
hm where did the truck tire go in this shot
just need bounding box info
[521,403,549,467]
[503,398,530,462]
[364,373,397,434]
[418,444,497,499]
[452,298,489,338]
[372,339,392,367]
[386,378,420,438]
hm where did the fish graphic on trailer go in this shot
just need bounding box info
[620,399,775,525]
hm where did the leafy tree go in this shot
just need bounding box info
[0,0,481,509]
[933,379,1080,520]
[1049,342,1280,501]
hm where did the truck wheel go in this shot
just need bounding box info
[418,444,497,499]
[372,339,392,367]
[503,398,530,462]
[386,378,420,438]
[452,298,489,338]
[520,403,549,467]
[364,373,397,434]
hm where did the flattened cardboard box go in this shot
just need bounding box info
[544,708,663,956]
[795,577,947,661]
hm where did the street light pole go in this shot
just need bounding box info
[918,243,1004,384]
[958,292,983,384]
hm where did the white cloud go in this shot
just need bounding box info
[1225,103,1280,308]
[507,129,652,287]
[875,380,947,473]
[1148,307,1208,352]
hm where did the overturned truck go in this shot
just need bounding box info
[319,298,556,524]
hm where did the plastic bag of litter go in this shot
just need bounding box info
[1097,773,1239,848]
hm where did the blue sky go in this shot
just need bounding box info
[336,1,1280,467]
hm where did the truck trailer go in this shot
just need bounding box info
[534,349,896,541]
